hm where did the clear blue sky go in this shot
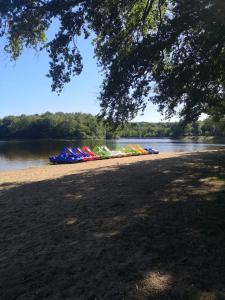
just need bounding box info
[0,27,173,122]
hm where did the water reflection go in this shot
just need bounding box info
[0,138,224,171]
[118,138,225,153]
[0,140,115,161]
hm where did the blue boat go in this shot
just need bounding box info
[71,147,94,161]
[144,147,159,154]
[49,147,83,164]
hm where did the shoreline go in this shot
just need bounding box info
[0,150,221,184]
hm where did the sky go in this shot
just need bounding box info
[0,25,175,122]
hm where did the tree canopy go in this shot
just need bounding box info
[1,0,225,123]
[0,112,106,139]
[0,112,224,140]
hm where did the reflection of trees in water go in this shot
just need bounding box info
[0,140,117,161]
[0,140,63,160]
[1,138,224,164]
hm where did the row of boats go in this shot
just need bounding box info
[49,144,159,164]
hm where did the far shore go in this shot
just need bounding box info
[0,135,225,141]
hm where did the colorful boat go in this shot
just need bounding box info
[72,147,94,161]
[49,144,159,164]
[49,147,83,164]
[132,144,149,155]
[101,146,124,158]
[144,147,159,154]
[92,146,111,159]
[124,145,141,156]
[115,146,132,156]
[82,146,101,160]
[104,146,129,157]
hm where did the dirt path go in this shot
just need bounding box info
[0,151,225,299]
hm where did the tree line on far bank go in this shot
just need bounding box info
[0,112,224,140]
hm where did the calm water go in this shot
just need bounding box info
[0,138,225,171]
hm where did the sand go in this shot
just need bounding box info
[1,150,225,300]
[0,152,186,184]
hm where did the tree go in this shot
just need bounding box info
[0,113,106,139]
[1,0,225,123]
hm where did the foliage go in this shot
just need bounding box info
[0,113,224,140]
[0,112,106,139]
[117,119,225,138]
[1,1,225,123]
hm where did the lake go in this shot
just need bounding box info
[0,138,225,171]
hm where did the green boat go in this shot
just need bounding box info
[92,146,111,159]
[123,145,141,156]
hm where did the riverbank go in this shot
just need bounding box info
[1,150,225,299]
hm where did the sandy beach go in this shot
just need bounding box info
[0,151,185,184]
[1,150,225,299]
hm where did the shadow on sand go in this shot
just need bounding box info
[0,151,225,300]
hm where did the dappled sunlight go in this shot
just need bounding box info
[199,291,225,300]
[93,231,120,238]
[66,217,78,225]
[136,271,173,297]
[199,292,219,300]
[65,192,80,199]
[199,177,225,189]
[112,215,127,222]
[1,151,225,299]
[158,156,225,203]
[132,207,149,219]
